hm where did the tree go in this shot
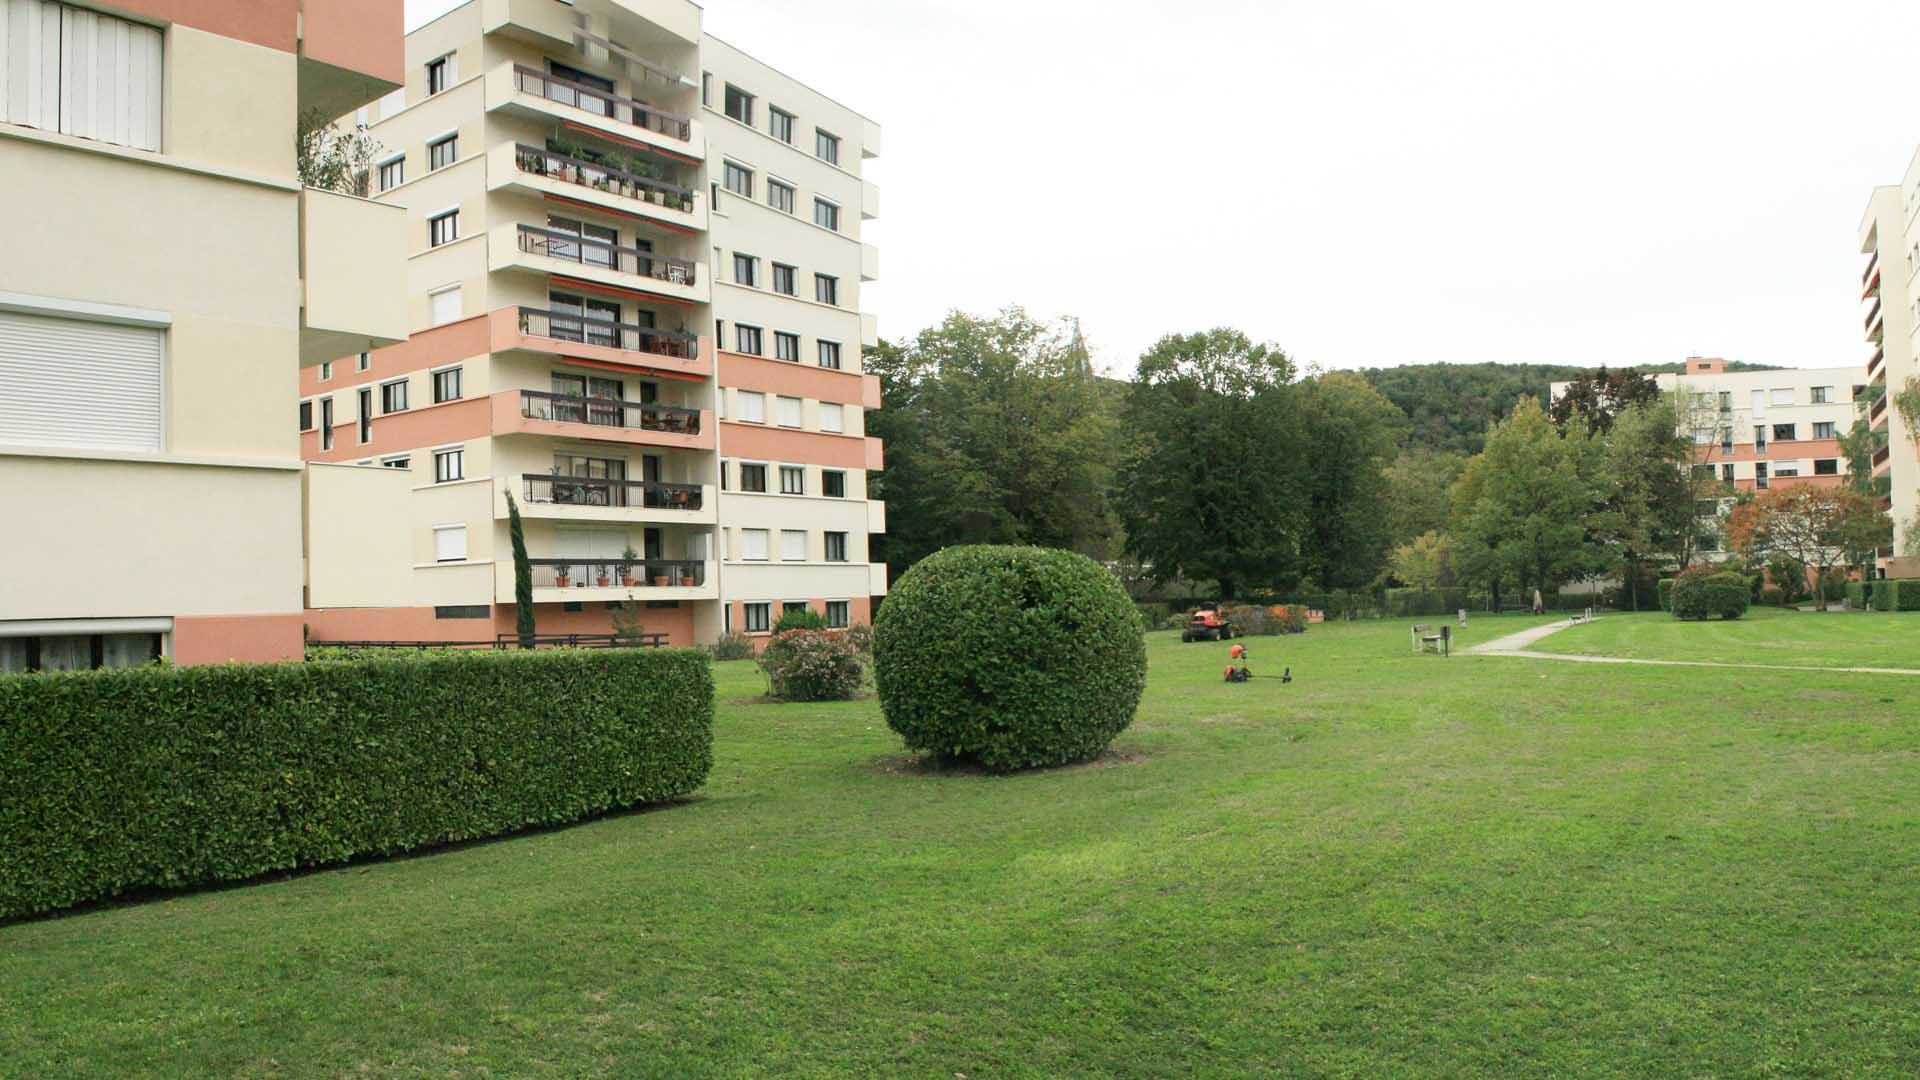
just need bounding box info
[1389,531,1452,592]
[506,490,535,648]
[1293,372,1404,590]
[1595,400,1698,610]
[1382,449,1467,548]
[1549,365,1663,435]
[1725,487,1890,611]
[1116,329,1304,598]
[1447,397,1608,606]
[297,108,380,195]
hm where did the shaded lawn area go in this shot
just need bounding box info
[1537,607,1920,670]
[3,615,1919,1078]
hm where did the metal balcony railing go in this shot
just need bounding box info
[517,306,699,360]
[517,224,696,286]
[512,143,695,211]
[511,64,692,141]
[519,389,701,435]
[524,474,703,512]
[527,558,707,588]
[1873,444,1892,469]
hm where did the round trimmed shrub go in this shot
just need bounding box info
[1671,569,1750,621]
[759,629,864,701]
[874,545,1146,772]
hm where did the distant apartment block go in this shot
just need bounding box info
[0,0,407,670]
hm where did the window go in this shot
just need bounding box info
[742,529,770,561]
[710,180,721,211]
[1770,388,1795,406]
[430,286,462,326]
[428,134,458,170]
[1813,421,1836,440]
[379,156,405,191]
[435,605,489,620]
[381,379,408,413]
[776,395,802,427]
[724,83,754,125]
[768,179,795,213]
[1815,458,1840,475]
[775,331,800,362]
[1774,466,1800,478]
[815,128,840,164]
[433,367,462,403]
[320,361,333,381]
[818,340,842,369]
[320,397,334,450]
[739,463,767,492]
[1811,386,1832,404]
[783,601,809,619]
[0,631,161,673]
[744,601,771,632]
[434,525,468,563]
[826,600,850,629]
[780,465,805,494]
[820,402,844,433]
[429,210,459,246]
[701,71,711,106]
[736,324,763,355]
[781,529,807,561]
[0,2,161,151]
[1755,462,1769,490]
[738,391,766,423]
[825,531,848,562]
[1753,425,1768,451]
[357,388,373,442]
[814,198,840,231]
[434,447,464,483]
[822,470,846,498]
[380,455,410,469]
[1719,428,1732,455]
[719,460,729,490]
[1772,423,1795,443]
[815,274,839,305]
[1721,463,1734,483]
[299,400,313,431]
[427,54,455,95]
[733,253,759,287]
[723,160,754,198]
[357,351,371,372]
[1717,391,1732,412]
[770,106,795,143]
[772,263,797,295]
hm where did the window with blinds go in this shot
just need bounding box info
[0,309,162,452]
[0,0,163,151]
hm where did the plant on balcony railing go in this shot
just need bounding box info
[514,142,695,212]
[516,306,699,360]
[528,558,705,589]
[525,472,703,512]
[297,108,381,196]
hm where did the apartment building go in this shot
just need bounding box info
[1859,168,1920,574]
[300,0,887,647]
[0,0,406,671]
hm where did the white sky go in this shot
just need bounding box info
[409,0,1920,376]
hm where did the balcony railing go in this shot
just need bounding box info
[528,558,706,588]
[524,474,703,512]
[517,224,696,286]
[519,389,701,435]
[1871,394,1889,423]
[1874,444,1892,469]
[511,65,691,141]
[512,143,695,212]
[517,306,699,360]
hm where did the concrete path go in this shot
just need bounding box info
[1464,618,1920,677]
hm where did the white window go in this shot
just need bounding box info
[320,397,334,450]
[744,601,771,633]
[781,529,807,561]
[1770,388,1795,406]
[814,198,840,231]
[0,308,162,452]
[741,528,769,561]
[427,53,456,95]
[380,454,411,469]
[768,179,795,214]
[776,395,802,427]
[775,331,800,362]
[433,447,464,483]
[815,128,840,165]
[1810,386,1832,404]
[820,402,844,433]
[357,351,371,372]
[428,133,458,170]
[381,379,408,413]
[769,106,795,143]
[737,390,766,423]
[433,524,468,562]
[320,360,333,381]
[826,600,850,629]
[432,367,461,403]
[430,286,462,326]
[378,155,405,191]
[429,209,458,247]
[0,1,162,151]
[779,465,805,494]
[722,160,753,197]
[825,531,848,562]
[818,340,842,369]
[724,83,753,125]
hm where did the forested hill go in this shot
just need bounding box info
[1352,360,1782,455]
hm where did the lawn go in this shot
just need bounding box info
[4,616,1919,1078]
[1535,606,1920,670]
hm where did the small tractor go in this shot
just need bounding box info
[1180,602,1236,642]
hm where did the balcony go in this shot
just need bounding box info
[489,142,707,234]
[492,306,711,377]
[482,0,701,52]
[522,558,717,603]
[486,62,703,165]
[297,0,403,118]
[1874,444,1892,473]
[491,389,714,450]
[492,223,707,307]
[1871,393,1889,429]
[1869,344,1886,381]
[299,187,408,366]
[1863,265,1881,301]
[861,179,880,221]
[1866,298,1884,337]
[512,474,717,525]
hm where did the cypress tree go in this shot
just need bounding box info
[506,490,536,648]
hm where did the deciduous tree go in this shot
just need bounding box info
[1726,487,1889,611]
[1549,365,1663,435]
[1448,397,1608,604]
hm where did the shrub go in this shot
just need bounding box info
[874,545,1146,772]
[1847,581,1867,611]
[709,633,755,661]
[1873,578,1920,611]
[1758,584,1786,607]
[1135,602,1171,629]
[1657,578,1676,611]
[1671,569,1750,621]
[758,628,865,701]
[1385,587,1467,618]
[844,622,875,654]
[0,648,713,921]
[772,608,828,635]
[1271,604,1310,634]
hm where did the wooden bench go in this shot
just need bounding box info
[1411,623,1450,656]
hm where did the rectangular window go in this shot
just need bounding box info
[775,331,800,362]
[0,2,162,151]
[819,402,844,433]
[299,400,313,431]
[781,529,807,561]
[1812,421,1836,440]
[815,128,840,165]
[1815,458,1840,475]
[381,379,408,413]
[783,601,809,619]
[776,395,802,427]
[818,340,842,369]
[780,465,805,494]
[742,529,769,561]
[736,324,763,355]
[434,525,468,562]
[1774,466,1800,478]
[733,253,759,287]
[428,134,458,170]
[320,361,333,381]
[738,391,766,423]
[1772,423,1795,443]
[822,469,846,498]
[814,198,840,231]
[701,71,711,107]
[320,397,334,450]
[429,210,458,247]
[1811,386,1832,404]
[739,463,767,492]
[1755,462,1769,490]
[357,351,371,371]
[1721,463,1734,483]
[770,107,795,143]
[826,600,850,629]
[433,367,462,403]
[1753,425,1768,451]
[724,84,753,125]
[379,156,405,191]
[381,455,410,469]
[723,160,754,197]
[435,605,489,620]
[815,274,839,305]
[357,388,373,443]
[768,179,795,213]
[1717,391,1732,412]
[825,531,848,562]
[719,460,729,490]
[772,263,797,295]
[427,54,453,95]
[434,447,464,483]
[744,601,771,632]
[430,286,462,326]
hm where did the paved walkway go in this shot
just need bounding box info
[1464,618,1920,676]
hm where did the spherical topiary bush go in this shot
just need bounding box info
[1671,569,1750,621]
[874,545,1147,772]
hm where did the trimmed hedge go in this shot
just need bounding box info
[1223,604,1309,636]
[1847,581,1867,611]
[1386,587,1467,617]
[1658,578,1676,611]
[1672,570,1750,621]
[874,545,1146,772]
[0,648,713,921]
[1758,584,1786,607]
[1873,579,1920,612]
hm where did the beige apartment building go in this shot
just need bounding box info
[1859,165,1920,572]
[299,0,887,648]
[0,0,406,670]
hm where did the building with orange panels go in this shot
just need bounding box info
[298,0,887,647]
[1858,169,1920,575]
[0,0,406,670]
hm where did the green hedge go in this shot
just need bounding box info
[1672,570,1750,621]
[0,648,713,921]
[1658,578,1676,611]
[1873,579,1920,612]
[1847,581,1867,611]
[1385,587,1467,617]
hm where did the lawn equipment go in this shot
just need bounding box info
[1181,603,1235,642]
[1224,665,1291,684]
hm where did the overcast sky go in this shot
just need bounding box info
[409,0,1920,376]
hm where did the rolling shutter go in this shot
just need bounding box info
[0,0,160,151]
[0,309,163,451]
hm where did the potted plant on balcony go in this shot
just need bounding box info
[553,564,572,588]
[652,562,670,586]
[678,566,696,587]
[622,545,642,587]
[595,563,611,588]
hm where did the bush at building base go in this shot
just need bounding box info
[1872,578,1920,611]
[0,648,713,921]
[1670,568,1750,621]
[759,628,865,701]
[873,545,1146,772]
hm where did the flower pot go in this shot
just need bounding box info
[555,576,571,588]
[624,577,640,587]
[652,576,669,587]
[596,576,610,587]
[679,575,694,587]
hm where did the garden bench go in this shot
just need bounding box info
[1410,623,1450,656]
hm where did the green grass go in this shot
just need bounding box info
[4,616,1919,1078]
[1537,607,1920,670]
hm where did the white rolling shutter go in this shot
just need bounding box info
[59,4,162,151]
[0,309,163,451]
[0,0,61,131]
[429,287,462,326]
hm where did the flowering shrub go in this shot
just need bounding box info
[759,628,865,701]
[844,622,875,654]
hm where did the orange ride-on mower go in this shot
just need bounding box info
[1181,602,1235,642]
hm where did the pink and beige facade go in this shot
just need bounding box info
[298,0,887,647]
[0,0,406,670]
[1858,167,1920,574]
